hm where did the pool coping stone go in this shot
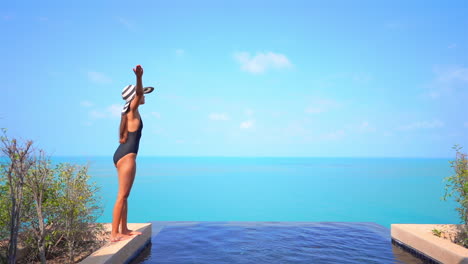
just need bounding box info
[391,224,468,264]
[79,223,151,264]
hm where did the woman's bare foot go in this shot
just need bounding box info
[121,229,142,236]
[109,233,131,242]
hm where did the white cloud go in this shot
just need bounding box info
[80,101,93,107]
[89,104,122,119]
[3,15,13,21]
[117,17,135,31]
[312,72,373,89]
[107,104,122,118]
[352,73,372,83]
[234,51,292,74]
[358,121,376,133]
[240,120,254,129]
[244,109,254,116]
[176,49,185,56]
[383,131,393,137]
[47,71,60,77]
[397,120,444,131]
[160,94,200,111]
[152,128,164,135]
[88,71,112,84]
[89,110,107,119]
[271,110,286,118]
[385,21,403,30]
[322,130,345,140]
[427,91,440,99]
[238,110,254,128]
[151,112,161,119]
[284,121,309,137]
[426,65,468,99]
[305,106,325,114]
[435,66,468,83]
[209,113,229,121]
[305,98,340,114]
[437,67,468,84]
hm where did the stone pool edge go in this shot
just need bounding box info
[391,224,468,264]
[79,223,151,264]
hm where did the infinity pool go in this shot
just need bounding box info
[131,221,426,264]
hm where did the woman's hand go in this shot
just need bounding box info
[133,65,144,78]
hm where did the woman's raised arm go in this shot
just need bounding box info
[130,65,144,111]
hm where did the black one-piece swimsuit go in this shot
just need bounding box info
[113,117,143,165]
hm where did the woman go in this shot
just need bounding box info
[110,65,153,242]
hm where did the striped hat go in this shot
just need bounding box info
[121,84,155,115]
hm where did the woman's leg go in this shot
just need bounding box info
[110,154,136,241]
[120,159,142,236]
[120,163,140,235]
[120,200,128,231]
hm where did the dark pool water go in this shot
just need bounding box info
[131,221,425,264]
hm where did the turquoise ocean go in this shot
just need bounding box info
[54,156,457,229]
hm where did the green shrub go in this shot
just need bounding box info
[444,145,468,247]
[51,163,104,263]
[432,228,442,237]
[0,131,105,263]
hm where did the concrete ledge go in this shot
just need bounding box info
[79,223,151,264]
[391,224,468,264]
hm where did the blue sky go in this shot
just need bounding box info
[2,0,467,158]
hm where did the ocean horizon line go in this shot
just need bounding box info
[50,155,453,160]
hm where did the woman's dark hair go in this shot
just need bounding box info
[119,113,128,144]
